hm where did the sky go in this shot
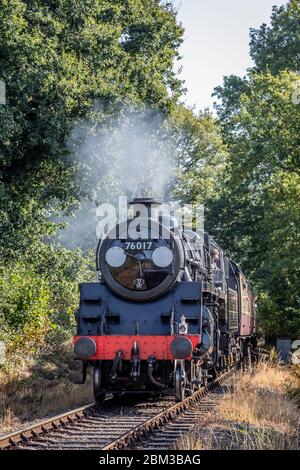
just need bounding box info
[175,0,288,111]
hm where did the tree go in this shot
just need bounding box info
[0,0,184,259]
[169,106,227,204]
[250,0,300,74]
[210,0,300,339]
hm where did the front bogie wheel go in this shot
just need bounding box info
[93,360,106,405]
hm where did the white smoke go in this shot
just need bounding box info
[70,106,177,202]
[57,105,179,249]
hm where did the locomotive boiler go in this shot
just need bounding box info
[73,198,257,402]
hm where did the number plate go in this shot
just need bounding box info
[124,241,154,250]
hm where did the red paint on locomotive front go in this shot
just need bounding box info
[73,335,201,360]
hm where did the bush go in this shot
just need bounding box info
[0,243,95,354]
[0,264,51,349]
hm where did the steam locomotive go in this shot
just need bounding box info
[73,198,257,402]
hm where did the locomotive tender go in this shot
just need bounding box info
[73,198,257,402]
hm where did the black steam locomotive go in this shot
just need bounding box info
[74,198,257,402]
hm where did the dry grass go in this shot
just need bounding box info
[176,360,300,450]
[0,343,93,435]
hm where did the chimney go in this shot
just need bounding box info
[129,197,162,221]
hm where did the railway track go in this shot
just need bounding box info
[0,394,175,450]
[0,367,238,451]
[102,368,236,450]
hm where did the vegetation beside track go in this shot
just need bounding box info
[0,343,92,435]
[176,359,300,450]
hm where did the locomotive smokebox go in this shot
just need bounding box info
[129,197,162,221]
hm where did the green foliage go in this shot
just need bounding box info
[209,1,300,338]
[255,171,300,337]
[0,243,94,352]
[0,0,184,259]
[170,106,227,204]
[250,0,300,74]
[0,264,52,347]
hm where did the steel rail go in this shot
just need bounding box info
[101,368,235,450]
[0,402,95,449]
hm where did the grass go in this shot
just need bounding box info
[175,359,300,450]
[0,342,93,435]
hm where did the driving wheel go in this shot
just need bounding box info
[175,360,186,401]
